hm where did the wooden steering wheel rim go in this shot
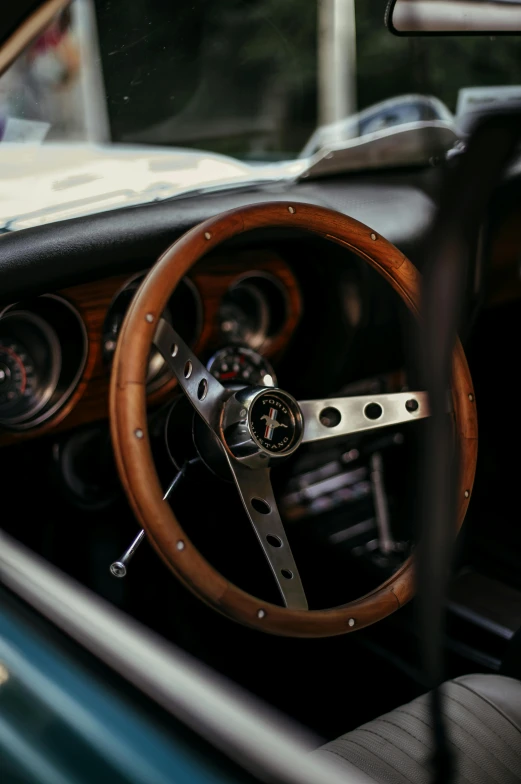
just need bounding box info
[110,202,478,638]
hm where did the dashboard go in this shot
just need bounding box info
[1,166,520,447]
[0,250,301,445]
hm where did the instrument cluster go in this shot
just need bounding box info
[102,269,291,392]
[0,253,298,439]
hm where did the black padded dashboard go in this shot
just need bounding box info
[0,172,437,304]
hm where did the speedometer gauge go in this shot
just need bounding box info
[207,347,277,387]
[0,342,36,409]
[0,311,61,427]
[102,274,202,393]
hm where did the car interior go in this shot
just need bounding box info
[2,1,521,783]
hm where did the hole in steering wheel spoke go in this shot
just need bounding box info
[364,402,383,421]
[281,569,294,580]
[251,497,271,515]
[197,379,208,401]
[184,360,193,379]
[266,534,282,548]
[319,407,341,428]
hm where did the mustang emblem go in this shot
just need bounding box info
[260,409,288,441]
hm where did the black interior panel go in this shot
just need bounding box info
[0,171,437,302]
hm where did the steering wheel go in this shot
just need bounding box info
[110,202,478,637]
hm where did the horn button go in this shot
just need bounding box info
[223,387,304,468]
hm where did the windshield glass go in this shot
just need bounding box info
[1,0,521,159]
[2,0,521,228]
[2,0,521,158]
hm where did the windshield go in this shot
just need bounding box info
[2,0,521,229]
[1,0,521,160]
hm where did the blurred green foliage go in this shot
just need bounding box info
[356,1,521,112]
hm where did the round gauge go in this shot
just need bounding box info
[0,343,34,409]
[218,283,269,348]
[103,275,202,393]
[207,347,277,387]
[0,311,61,427]
[102,278,167,389]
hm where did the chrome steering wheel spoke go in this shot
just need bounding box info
[153,318,227,433]
[225,459,308,610]
[154,322,307,610]
[299,391,429,443]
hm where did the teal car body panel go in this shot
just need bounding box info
[0,594,250,784]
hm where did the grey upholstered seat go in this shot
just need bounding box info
[313,675,521,783]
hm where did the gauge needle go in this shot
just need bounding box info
[219,371,238,380]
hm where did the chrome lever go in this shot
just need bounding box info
[110,460,197,578]
[110,529,146,578]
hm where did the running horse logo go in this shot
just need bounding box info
[260,408,288,441]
